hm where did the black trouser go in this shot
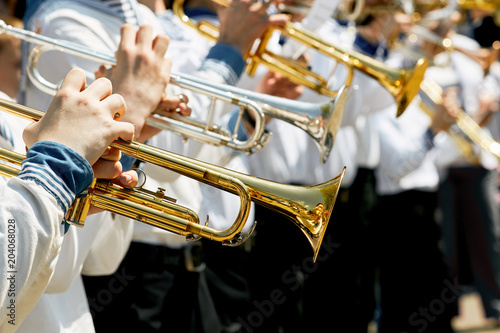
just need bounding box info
[82,239,252,333]
[375,190,457,333]
[238,201,311,333]
[300,167,379,333]
[439,166,500,319]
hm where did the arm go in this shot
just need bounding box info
[0,68,134,331]
[0,143,90,332]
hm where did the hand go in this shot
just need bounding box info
[105,24,171,137]
[246,70,303,128]
[87,146,139,216]
[138,93,193,142]
[23,68,135,166]
[430,87,461,134]
[156,93,192,117]
[217,0,290,55]
[475,90,500,127]
[97,66,192,142]
[256,70,303,100]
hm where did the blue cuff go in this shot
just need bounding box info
[424,128,435,150]
[200,43,246,84]
[18,141,94,212]
[354,33,388,59]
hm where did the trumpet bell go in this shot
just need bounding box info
[317,85,349,163]
[258,168,346,261]
[391,57,429,117]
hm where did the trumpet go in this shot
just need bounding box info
[173,0,429,117]
[0,97,345,261]
[397,24,500,71]
[457,0,500,10]
[419,78,500,162]
[277,0,315,15]
[0,19,342,162]
[335,0,449,22]
[457,0,500,25]
[172,72,350,163]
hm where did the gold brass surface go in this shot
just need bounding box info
[173,0,429,116]
[0,97,345,261]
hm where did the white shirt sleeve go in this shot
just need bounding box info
[0,138,94,332]
[0,176,66,332]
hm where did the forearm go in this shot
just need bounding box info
[0,142,93,331]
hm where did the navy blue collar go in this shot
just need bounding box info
[184,7,217,19]
[354,33,388,59]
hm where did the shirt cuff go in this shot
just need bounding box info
[200,43,246,85]
[424,128,435,150]
[18,141,94,212]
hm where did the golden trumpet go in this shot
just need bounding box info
[0,97,345,261]
[335,0,449,22]
[173,0,429,116]
[457,0,500,25]
[419,77,500,162]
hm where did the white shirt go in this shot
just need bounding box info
[374,99,440,195]
[429,35,499,173]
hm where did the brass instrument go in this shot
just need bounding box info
[335,0,449,23]
[457,0,500,25]
[419,77,500,162]
[0,19,343,162]
[457,0,500,10]
[0,97,345,261]
[173,0,430,117]
[278,0,315,15]
[398,24,500,72]
[173,73,350,163]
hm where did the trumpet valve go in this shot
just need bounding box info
[154,187,177,203]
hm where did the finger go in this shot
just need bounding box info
[99,146,122,161]
[101,93,127,120]
[88,206,104,216]
[178,93,189,104]
[94,64,107,79]
[84,77,113,101]
[114,121,136,142]
[119,23,137,50]
[157,94,189,111]
[58,68,87,93]
[22,122,39,149]
[152,33,170,58]
[268,13,290,26]
[177,104,192,117]
[136,25,154,50]
[92,159,123,179]
[117,170,139,188]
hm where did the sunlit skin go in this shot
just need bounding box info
[0,37,21,99]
